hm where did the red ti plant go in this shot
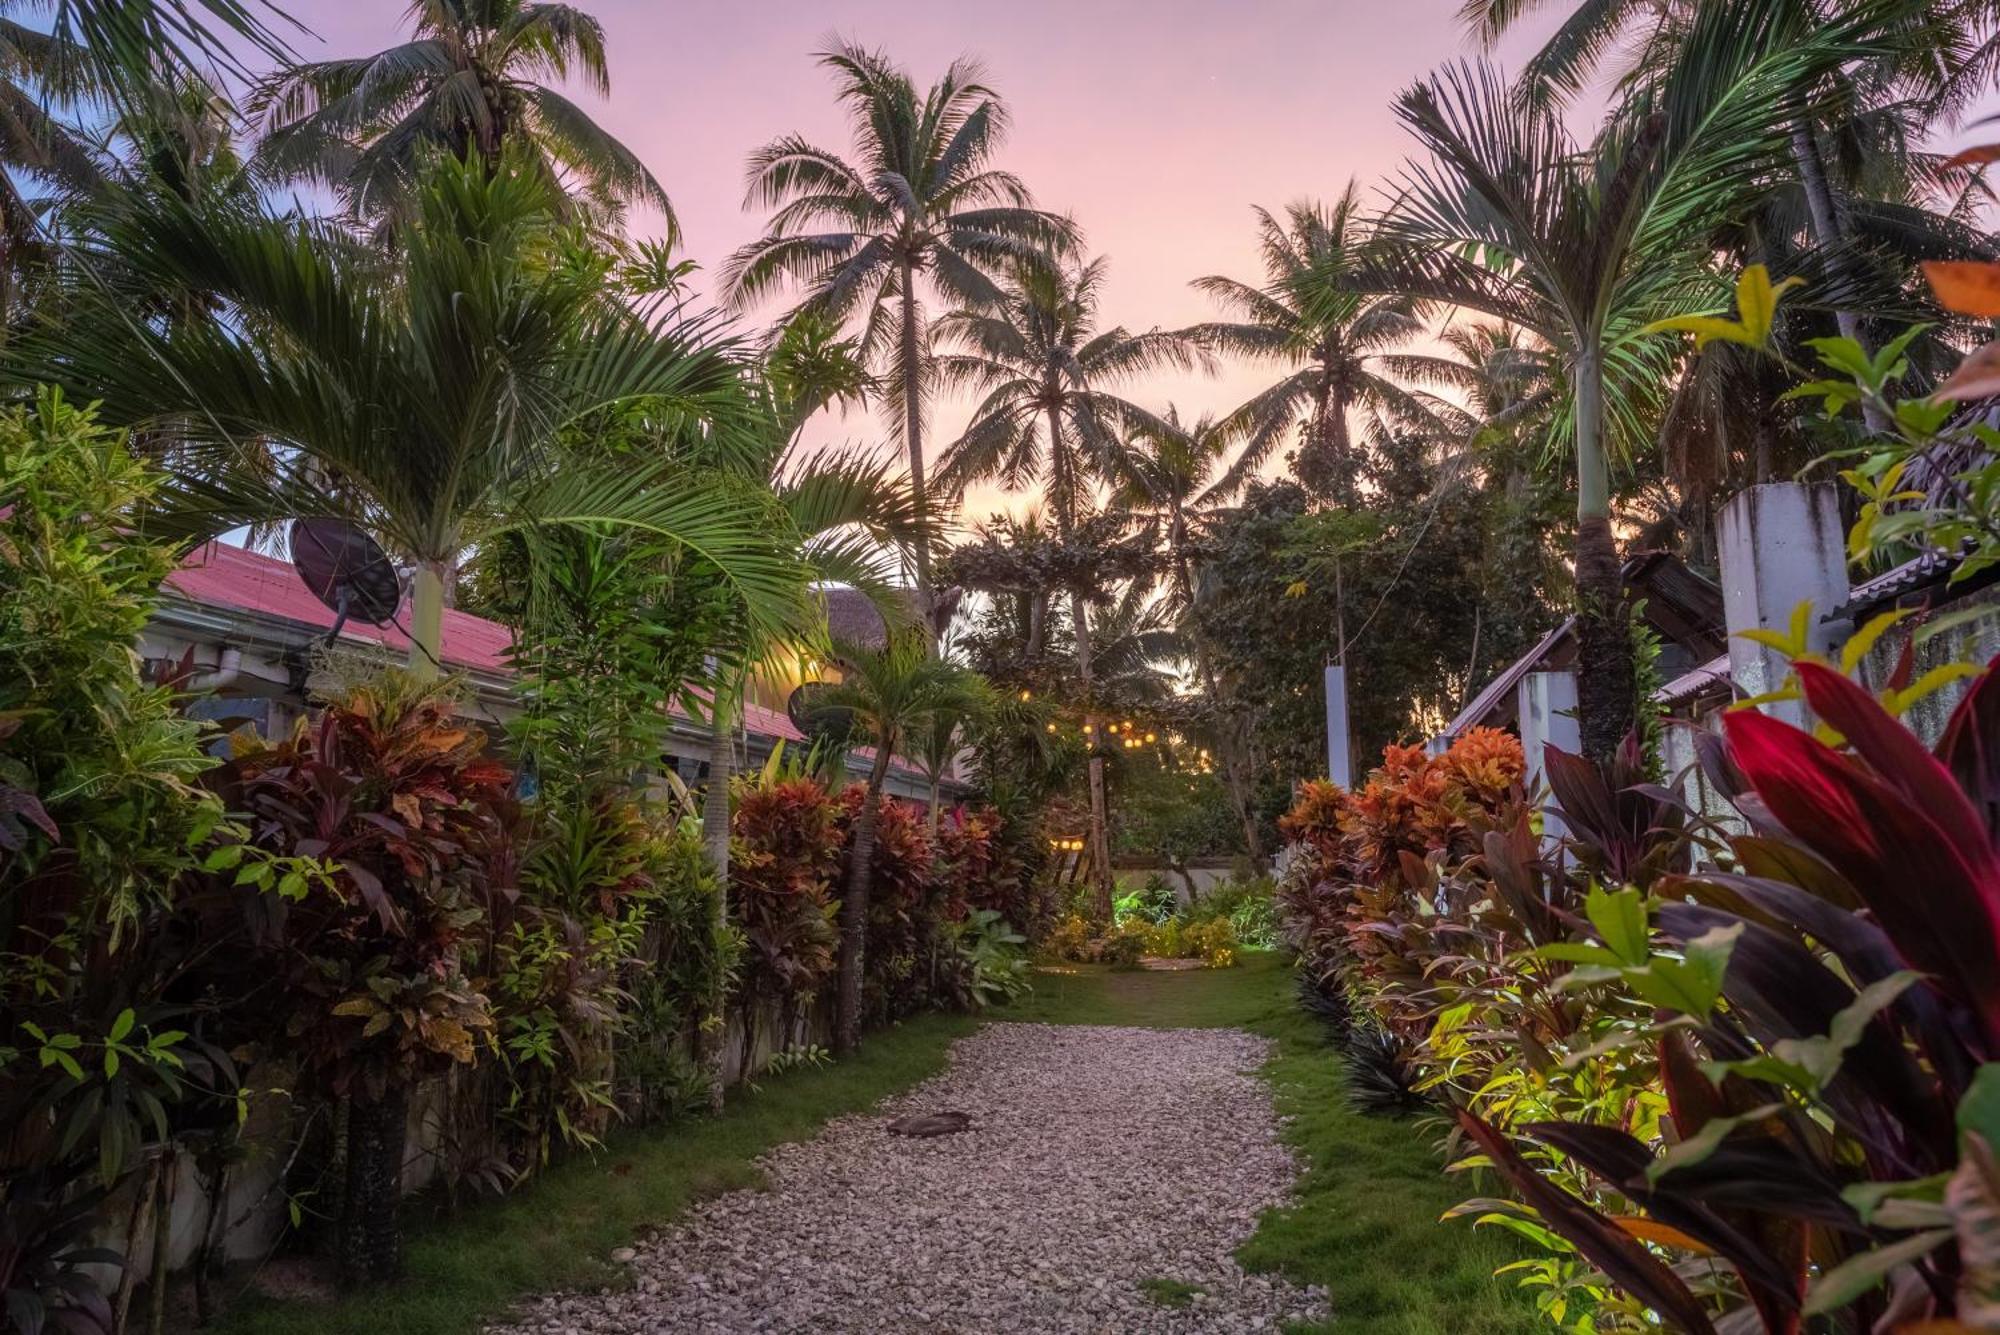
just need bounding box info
[217,673,515,1285]
[728,775,841,1059]
[1463,657,2000,1332]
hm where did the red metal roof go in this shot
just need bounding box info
[167,540,513,672]
[164,541,930,781]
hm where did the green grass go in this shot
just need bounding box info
[223,958,1536,1335]
[214,1011,978,1335]
[1003,953,1540,1335]
[1139,1276,1204,1308]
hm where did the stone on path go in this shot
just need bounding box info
[490,1023,1328,1334]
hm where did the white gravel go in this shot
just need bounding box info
[492,1023,1328,1334]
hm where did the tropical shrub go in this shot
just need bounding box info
[1,394,326,1330]
[843,790,967,1023]
[1097,921,1148,970]
[729,771,842,1059]
[219,671,516,1283]
[1039,913,1095,963]
[1282,630,2000,1330]
[952,909,1031,1007]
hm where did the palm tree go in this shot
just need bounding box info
[933,254,1201,916]
[694,442,928,1109]
[1371,5,1858,758]
[248,0,666,225]
[9,153,811,676]
[722,39,1075,599]
[1189,187,1451,503]
[910,673,996,836]
[1110,408,1265,857]
[1459,0,2000,432]
[816,629,976,1053]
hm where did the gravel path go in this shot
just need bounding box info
[493,1023,1328,1334]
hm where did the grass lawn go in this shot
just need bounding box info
[213,1010,978,1335]
[1006,952,1540,1335]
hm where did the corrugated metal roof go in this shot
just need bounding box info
[162,541,930,781]
[166,541,513,671]
[1657,653,1732,707]
[1436,617,1575,742]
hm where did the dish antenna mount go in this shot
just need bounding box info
[289,518,402,645]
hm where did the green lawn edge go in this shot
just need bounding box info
[1006,952,1540,1335]
[221,955,1537,1335]
[213,1010,979,1335]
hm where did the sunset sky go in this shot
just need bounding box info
[262,1,1991,525]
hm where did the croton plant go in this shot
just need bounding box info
[1464,655,2000,1333]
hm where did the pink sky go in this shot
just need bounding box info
[265,2,1993,527]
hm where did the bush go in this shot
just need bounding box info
[1,395,332,1324]
[1278,651,2000,1332]
[1097,921,1148,970]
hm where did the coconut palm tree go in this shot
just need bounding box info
[933,254,1201,917]
[1189,186,1451,504]
[8,152,810,677]
[1370,4,1860,758]
[722,39,1075,598]
[815,629,978,1053]
[248,0,666,225]
[1109,409,1266,858]
[1459,0,2000,431]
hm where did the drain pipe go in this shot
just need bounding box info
[188,647,242,693]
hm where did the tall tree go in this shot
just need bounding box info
[1189,186,1449,504]
[723,39,1074,602]
[815,629,974,1053]
[1371,5,1858,757]
[10,153,809,676]
[1458,0,2000,430]
[934,255,1201,916]
[248,0,667,224]
[1111,409,1265,857]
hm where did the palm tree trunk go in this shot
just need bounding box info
[1571,344,1634,762]
[1049,404,1114,919]
[927,774,942,838]
[700,690,732,1114]
[1178,549,1262,859]
[338,1086,408,1285]
[1790,121,1891,434]
[898,251,933,601]
[836,742,895,1054]
[408,557,449,678]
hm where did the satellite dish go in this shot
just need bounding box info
[289,518,402,643]
[786,681,857,747]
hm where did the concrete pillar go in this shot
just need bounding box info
[1324,664,1352,788]
[1518,670,1581,843]
[1719,482,1851,727]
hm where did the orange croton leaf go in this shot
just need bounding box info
[1611,1216,1715,1255]
[1936,340,2000,403]
[1923,260,2000,317]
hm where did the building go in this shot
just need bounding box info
[1431,482,2000,825]
[143,540,952,803]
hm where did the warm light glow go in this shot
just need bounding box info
[1082,724,1093,734]
[1145,732,1157,743]
[1045,722,1059,733]
[1019,689,1032,701]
